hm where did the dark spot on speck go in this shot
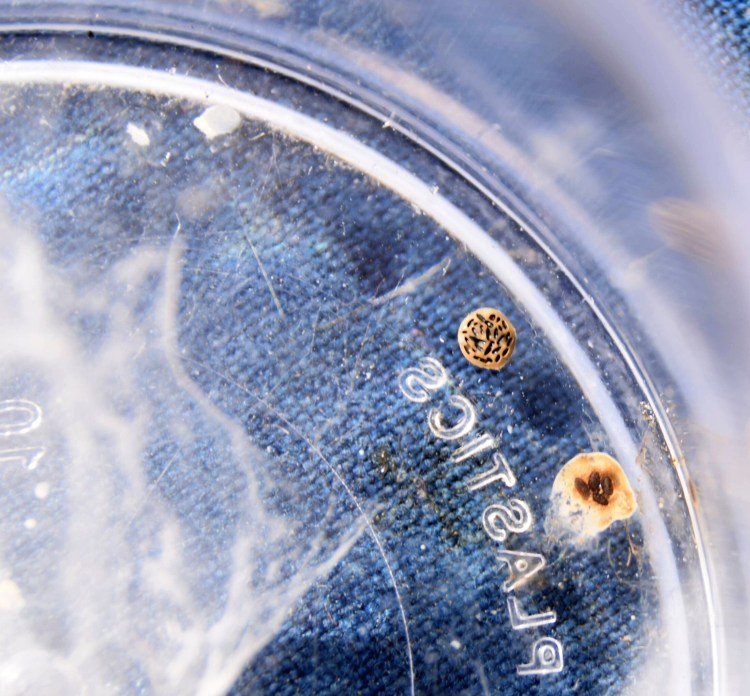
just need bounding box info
[582,469,614,506]
[592,491,609,506]
[574,477,590,499]
[588,471,600,491]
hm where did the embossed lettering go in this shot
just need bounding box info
[494,549,546,591]
[0,446,46,471]
[398,357,448,403]
[482,499,533,542]
[452,433,496,463]
[507,596,556,630]
[0,399,42,437]
[467,450,517,490]
[427,395,476,441]
[517,637,564,675]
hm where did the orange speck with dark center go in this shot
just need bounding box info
[546,452,637,544]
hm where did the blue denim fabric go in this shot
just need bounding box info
[671,0,750,125]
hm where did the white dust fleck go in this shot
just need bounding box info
[0,578,25,610]
[216,0,289,18]
[126,123,150,147]
[193,104,241,140]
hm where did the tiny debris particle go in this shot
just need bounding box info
[450,639,462,650]
[193,104,242,140]
[243,0,290,19]
[457,307,516,370]
[0,578,25,610]
[126,122,150,147]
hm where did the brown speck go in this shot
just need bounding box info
[687,477,699,510]
[457,307,516,370]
